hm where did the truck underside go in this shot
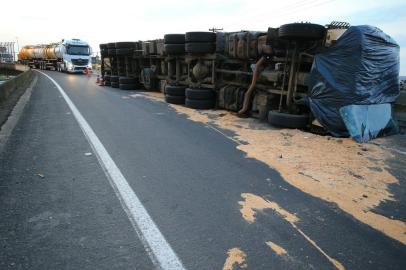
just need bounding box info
[100,22,351,130]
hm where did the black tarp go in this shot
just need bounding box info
[308,25,400,138]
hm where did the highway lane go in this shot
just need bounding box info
[0,70,405,269]
[0,73,154,270]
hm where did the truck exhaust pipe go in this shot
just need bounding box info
[238,56,265,116]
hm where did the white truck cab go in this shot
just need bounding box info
[60,39,92,73]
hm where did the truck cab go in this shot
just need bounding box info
[60,39,92,73]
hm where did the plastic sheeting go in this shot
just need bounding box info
[308,25,400,138]
[340,104,399,143]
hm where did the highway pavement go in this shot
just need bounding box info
[0,71,405,269]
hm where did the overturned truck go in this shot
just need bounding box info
[100,22,400,141]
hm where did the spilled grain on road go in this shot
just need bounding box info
[144,92,406,245]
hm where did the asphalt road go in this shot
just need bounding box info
[0,71,405,269]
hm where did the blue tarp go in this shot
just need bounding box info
[340,104,399,143]
[308,25,400,139]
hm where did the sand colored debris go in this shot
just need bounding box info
[239,193,345,270]
[222,248,247,270]
[144,92,406,244]
[239,193,298,223]
[266,241,288,256]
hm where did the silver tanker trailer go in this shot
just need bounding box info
[18,39,92,73]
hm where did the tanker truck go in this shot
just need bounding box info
[18,39,92,73]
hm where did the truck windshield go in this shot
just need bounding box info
[67,46,90,55]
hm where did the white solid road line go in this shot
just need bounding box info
[36,71,186,270]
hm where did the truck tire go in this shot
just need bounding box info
[165,95,185,105]
[104,75,111,81]
[115,42,136,48]
[116,48,133,55]
[185,32,216,43]
[110,75,119,82]
[107,42,116,48]
[185,88,215,100]
[185,43,216,54]
[165,85,186,96]
[267,111,309,128]
[108,49,116,55]
[119,83,137,90]
[104,81,111,86]
[164,44,185,54]
[185,98,215,109]
[164,34,185,44]
[278,23,326,40]
[111,82,119,88]
[119,76,137,84]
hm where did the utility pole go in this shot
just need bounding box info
[209,27,223,33]
[15,37,20,62]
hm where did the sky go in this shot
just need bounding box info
[0,0,405,74]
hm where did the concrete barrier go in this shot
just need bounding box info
[0,63,30,72]
[395,91,406,128]
[0,66,33,104]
